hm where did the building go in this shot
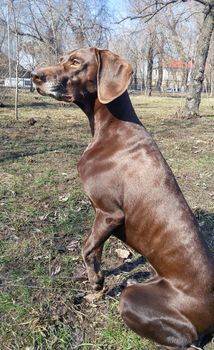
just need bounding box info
[153,59,211,92]
[0,52,31,88]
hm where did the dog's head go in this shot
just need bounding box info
[31,48,133,104]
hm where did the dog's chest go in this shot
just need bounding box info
[77,151,95,182]
[78,150,114,183]
[77,143,122,203]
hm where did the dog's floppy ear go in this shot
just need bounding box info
[95,49,133,104]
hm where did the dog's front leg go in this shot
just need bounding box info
[82,208,124,291]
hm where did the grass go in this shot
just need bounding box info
[0,90,214,350]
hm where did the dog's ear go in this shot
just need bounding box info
[96,49,133,104]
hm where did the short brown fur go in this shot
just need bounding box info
[32,48,214,349]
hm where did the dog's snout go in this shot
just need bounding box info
[31,70,46,83]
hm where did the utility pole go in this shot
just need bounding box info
[11,0,19,120]
[7,0,11,86]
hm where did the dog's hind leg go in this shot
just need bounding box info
[119,279,198,349]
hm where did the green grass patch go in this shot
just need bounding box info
[34,168,59,186]
[95,301,156,350]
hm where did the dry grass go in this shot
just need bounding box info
[0,90,214,350]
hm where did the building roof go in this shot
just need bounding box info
[162,60,193,69]
[162,59,210,70]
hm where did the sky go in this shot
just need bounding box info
[108,0,128,19]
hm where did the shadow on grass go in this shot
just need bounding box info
[105,256,151,297]
[0,109,88,163]
[1,100,78,109]
[0,142,86,163]
[1,101,55,109]
[150,118,196,133]
[194,208,214,252]
[106,271,151,298]
[106,256,146,277]
[20,101,78,109]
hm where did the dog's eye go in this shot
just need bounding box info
[71,59,80,67]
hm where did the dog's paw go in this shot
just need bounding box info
[84,286,108,303]
[91,272,104,291]
[94,285,108,298]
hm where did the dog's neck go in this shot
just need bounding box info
[76,91,142,136]
[106,91,142,126]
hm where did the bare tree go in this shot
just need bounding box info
[163,7,194,90]
[3,0,111,66]
[121,0,214,118]
[145,32,155,96]
[109,26,148,93]
[183,1,214,117]
[64,0,111,48]
[18,0,65,64]
[154,32,166,91]
[208,34,214,96]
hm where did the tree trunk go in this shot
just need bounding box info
[157,56,163,92]
[14,38,19,120]
[181,4,214,118]
[145,45,154,96]
[210,65,214,96]
[181,63,189,91]
[133,71,138,90]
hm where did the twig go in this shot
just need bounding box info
[116,0,178,24]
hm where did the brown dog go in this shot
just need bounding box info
[31,48,214,349]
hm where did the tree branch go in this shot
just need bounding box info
[117,0,210,24]
[11,29,45,42]
[194,0,207,4]
[117,0,179,24]
[145,1,179,23]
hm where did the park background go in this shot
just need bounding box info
[0,1,214,349]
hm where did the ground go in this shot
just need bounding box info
[0,90,214,350]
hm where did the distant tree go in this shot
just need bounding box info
[183,0,214,117]
[145,31,155,96]
[122,0,214,118]
[109,28,148,93]
[208,35,214,96]
[1,0,111,65]
[64,0,111,48]
[163,7,194,90]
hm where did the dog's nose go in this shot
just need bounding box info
[31,70,46,83]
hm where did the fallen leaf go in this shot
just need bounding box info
[84,293,97,303]
[83,289,105,303]
[115,248,130,259]
[67,240,79,251]
[126,278,138,286]
[39,213,49,221]
[9,234,19,241]
[51,265,61,276]
[59,194,69,202]
[33,255,49,260]
[72,266,87,281]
